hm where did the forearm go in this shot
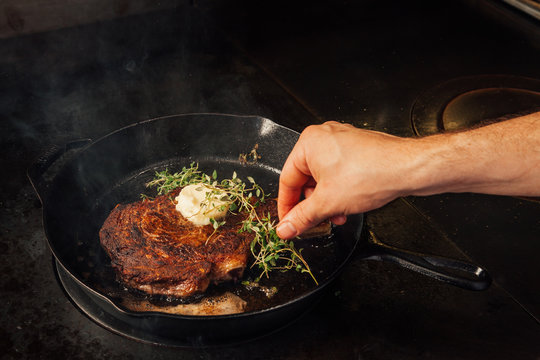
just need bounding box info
[276,114,539,239]
[407,111,540,197]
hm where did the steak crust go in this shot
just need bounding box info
[99,188,274,298]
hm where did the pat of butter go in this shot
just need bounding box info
[175,184,230,226]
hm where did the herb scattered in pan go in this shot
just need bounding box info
[239,143,261,164]
[144,162,317,284]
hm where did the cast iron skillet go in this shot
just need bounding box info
[28,114,491,347]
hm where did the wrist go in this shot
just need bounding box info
[404,132,477,196]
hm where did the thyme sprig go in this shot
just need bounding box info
[242,214,318,285]
[146,163,211,195]
[144,162,317,284]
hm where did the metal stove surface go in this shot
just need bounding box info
[1,1,539,359]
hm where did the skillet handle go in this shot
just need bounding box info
[363,231,491,291]
[27,139,92,201]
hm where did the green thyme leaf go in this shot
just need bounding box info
[144,162,317,285]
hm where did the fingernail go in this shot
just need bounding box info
[277,221,297,239]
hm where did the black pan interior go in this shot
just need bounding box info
[41,114,361,317]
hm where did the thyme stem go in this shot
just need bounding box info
[145,162,317,284]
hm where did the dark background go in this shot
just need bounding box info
[1,0,539,359]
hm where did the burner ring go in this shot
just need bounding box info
[411,75,540,136]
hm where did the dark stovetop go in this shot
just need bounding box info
[1,1,539,359]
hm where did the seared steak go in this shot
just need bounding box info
[99,187,273,298]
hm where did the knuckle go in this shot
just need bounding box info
[300,123,336,145]
[300,124,318,138]
[321,120,340,127]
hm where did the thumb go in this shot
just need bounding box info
[276,192,329,239]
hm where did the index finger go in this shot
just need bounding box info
[277,145,311,220]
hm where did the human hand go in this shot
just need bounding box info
[276,121,416,239]
[276,112,540,239]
